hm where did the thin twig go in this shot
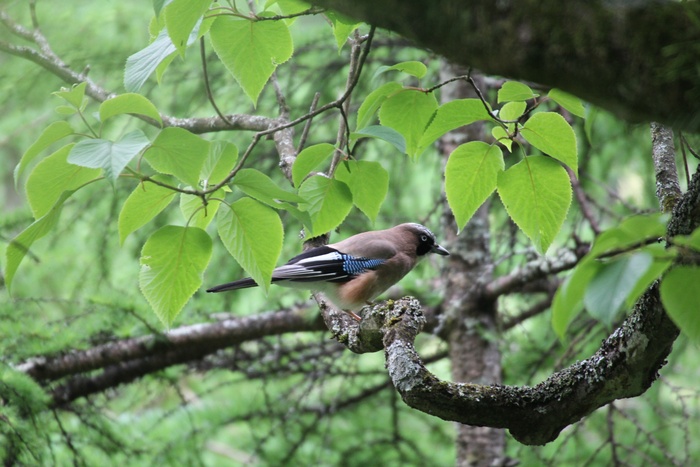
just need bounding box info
[607,404,621,467]
[423,74,469,94]
[253,7,326,21]
[329,29,367,174]
[568,166,601,234]
[502,295,553,330]
[206,25,375,193]
[270,70,289,115]
[594,237,664,260]
[200,37,231,125]
[465,72,503,127]
[296,92,321,154]
[679,132,700,160]
[679,131,690,187]
[29,0,39,29]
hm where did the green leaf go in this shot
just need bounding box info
[210,16,294,106]
[165,0,211,56]
[155,50,179,84]
[588,213,668,258]
[55,105,78,116]
[548,88,586,118]
[68,130,150,183]
[153,0,167,17]
[379,89,438,157]
[584,106,598,144]
[497,81,538,103]
[686,226,700,251]
[233,168,304,207]
[26,144,101,218]
[352,126,406,154]
[180,189,223,230]
[200,140,239,186]
[14,121,74,185]
[335,160,389,222]
[492,126,512,152]
[373,61,427,79]
[298,175,352,236]
[326,10,361,50]
[5,190,76,294]
[274,201,313,231]
[99,93,163,125]
[139,226,212,327]
[499,101,526,121]
[125,30,176,92]
[270,0,312,15]
[497,156,572,254]
[217,198,284,291]
[53,82,87,108]
[661,267,700,342]
[415,99,491,156]
[583,252,656,326]
[622,243,673,308]
[445,142,504,231]
[521,112,578,176]
[292,143,335,187]
[118,174,178,245]
[551,260,601,340]
[146,127,210,186]
[356,82,402,130]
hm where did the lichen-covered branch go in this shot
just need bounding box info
[365,124,692,445]
[376,288,678,446]
[651,123,682,213]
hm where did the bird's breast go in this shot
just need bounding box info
[334,270,383,309]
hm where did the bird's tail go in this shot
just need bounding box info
[206,277,258,293]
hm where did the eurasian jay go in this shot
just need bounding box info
[206,223,449,320]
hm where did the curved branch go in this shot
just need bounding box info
[341,130,691,445]
[379,293,677,446]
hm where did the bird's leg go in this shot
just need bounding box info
[345,310,362,322]
[343,301,375,321]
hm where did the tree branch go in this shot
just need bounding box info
[334,130,694,445]
[372,286,676,446]
[0,9,274,134]
[650,123,682,213]
[483,248,580,298]
[18,307,324,391]
[311,0,700,131]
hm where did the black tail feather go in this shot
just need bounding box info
[206,277,258,293]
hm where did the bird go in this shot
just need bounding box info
[206,223,449,321]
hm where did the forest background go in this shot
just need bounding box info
[1,1,700,466]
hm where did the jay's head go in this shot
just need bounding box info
[397,223,450,258]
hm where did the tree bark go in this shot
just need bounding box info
[312,0,700,131]
[380,285,678,446]
[439,66,506,466]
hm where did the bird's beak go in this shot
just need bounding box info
[431,244,450,256]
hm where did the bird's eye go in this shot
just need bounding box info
[420,235,428,242]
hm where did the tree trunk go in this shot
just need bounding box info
[439,64,506,466]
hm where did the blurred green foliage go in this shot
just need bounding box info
[1,1,698,465]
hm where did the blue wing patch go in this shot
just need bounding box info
[341,255,385,275]
[274,247,386,283]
